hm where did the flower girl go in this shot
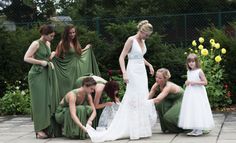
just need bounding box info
[178,53,215,136]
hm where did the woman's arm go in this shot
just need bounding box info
[87,94,97,125]
[68,92,86,132]
[46,41,55,60]
[144,58,154,76]
[55,41,63,57]
[153,85,171,104]
[24,41,47,66]
[82,44,91,52]
[119,37,133,83]
[93,84,113,109]
[149,83,158,99]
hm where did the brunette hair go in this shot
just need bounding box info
[39,24,55,35]
[56,24,82,58]
[82,77,97,87]
[186,53,201,70]
[104,81,120,103]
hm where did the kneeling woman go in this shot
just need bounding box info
[55,77,96,139]
[149,68,184,133]
[76,75,120,128]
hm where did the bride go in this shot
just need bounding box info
[86,20,157,142]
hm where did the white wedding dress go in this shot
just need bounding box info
[86,37,157,142]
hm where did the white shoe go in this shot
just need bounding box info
[187,130,195,136]
[187,130,203,136]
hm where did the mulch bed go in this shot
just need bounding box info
[213,104,236,112]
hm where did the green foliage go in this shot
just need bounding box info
[146,33,186,85]
[186,36,232,108]
[54,0,236,19]
[109,71,126,100]
[0,26,39,95]
[201,26,236,104]
[3,0,37,22]
[0,81,31,115]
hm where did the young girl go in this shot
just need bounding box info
[178,53,215,136]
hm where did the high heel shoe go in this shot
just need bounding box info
[36,132,48,139]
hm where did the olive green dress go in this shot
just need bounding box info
[28,40,60,134]
[52,47,101,100]
[154,86,184,133]
[75,75,107,127]
[55,89,92,139]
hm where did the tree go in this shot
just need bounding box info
[2,0,36,22]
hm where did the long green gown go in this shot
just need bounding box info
[75,75,107,128]
[55,89,92,139]
[52,47,101,100]
[154,86,184,133]
[28,40,60,134]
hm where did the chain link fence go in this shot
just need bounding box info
[1,11,236,47]
[71,11,236,47]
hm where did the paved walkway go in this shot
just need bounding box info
[0,112,236,143]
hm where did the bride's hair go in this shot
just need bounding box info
[137,20,153,33]
[104,81,120,103]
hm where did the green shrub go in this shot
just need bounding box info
[108,70,126,100]
[0,81,31,115]
[146,33,186,86]
[201,26,236,104]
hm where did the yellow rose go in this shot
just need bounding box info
[192,40,197,46]
[210,39,215,44]
[201,49,208,56]
[198,45,203,50]
[195,50,198,53]
[199,37,204,43]
[215,55,222,62]
[184,52,187,55]
[214,43,220,49]
[221,48,226,54]
[189,48,193,51]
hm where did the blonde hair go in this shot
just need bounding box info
[156,68,171,81]
[137,20,153,33]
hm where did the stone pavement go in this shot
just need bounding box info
[0,112,236,143]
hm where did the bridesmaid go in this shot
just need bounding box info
[53,24,100,99]
[149,68,184,133]
[55,77,97,139]
[75,75,120,127]
[24,24,60,138]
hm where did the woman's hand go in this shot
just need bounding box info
[123,72,129,83]
[49,51,56,60]
[83,44,92,51]
[87,120,93,126]
[149,65,154,76]
[40,61,48,67]
[105,102,113,106]
[81,125,87,132]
